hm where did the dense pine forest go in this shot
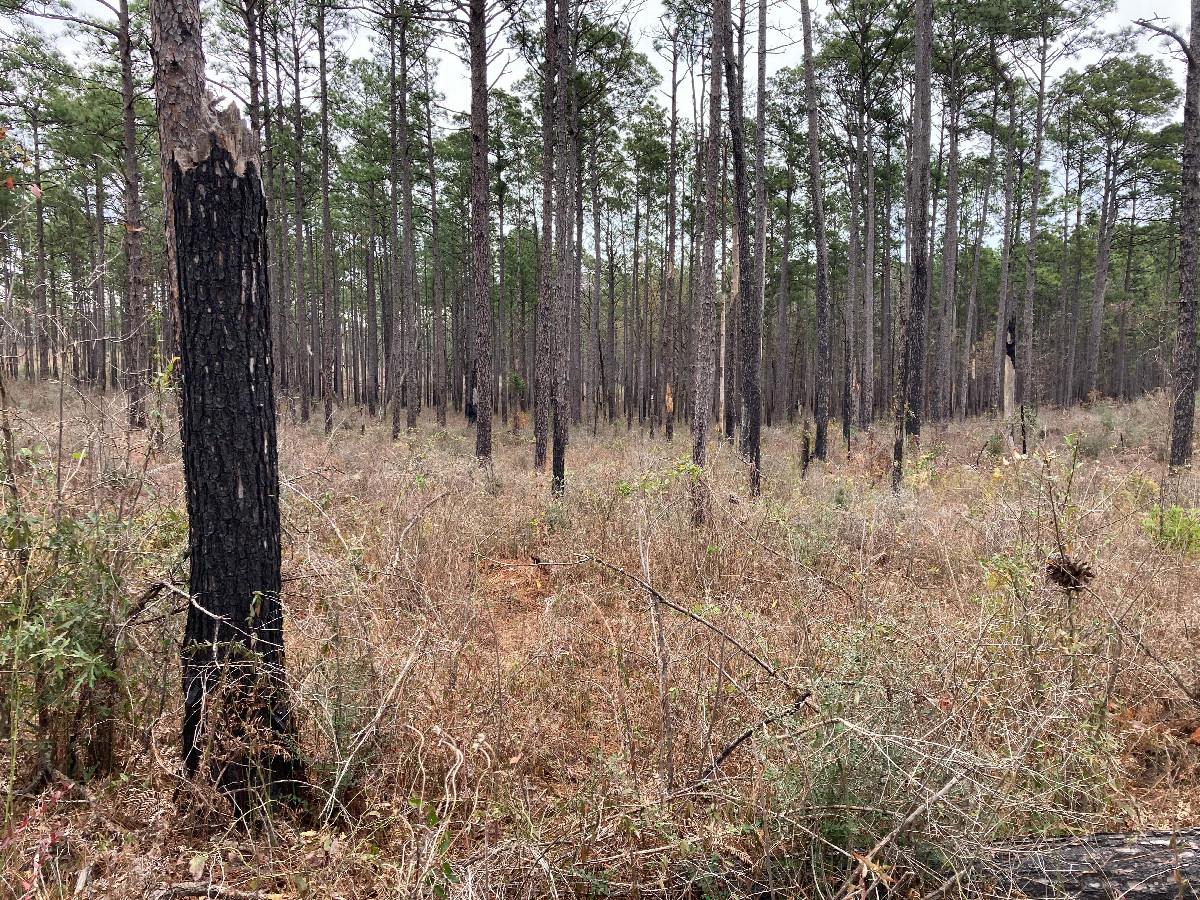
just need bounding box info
[3,0,1200,895]
[1,0,1190,454]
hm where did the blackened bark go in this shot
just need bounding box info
[987,828,1200,900]
[173,127,291,796]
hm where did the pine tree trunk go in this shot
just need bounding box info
[318,0,335,434]
[893,0,932,488]
[663,37,680,441]
[959,87,998,419]
[32,125,48,383]
[150,0,293,797]
[772,177,793,426]
[801,0,830,459]
[861,112,876,427]
[399,15,419,433]
[691,0,726,472]
[469,0,492,463]
[1169,0,1200,469]
[990,76,1018,415]
[724,17,759,490]
[426,59,447,427]
[1019,41,1048,406]
[291,29,309,423]
[365,188,379,416]
[551,0,572,492]
[751,0,767,438]
[934,96,960,421]
[1086,150,1119,400]
[534,0,555,468]
[120,0,147,427]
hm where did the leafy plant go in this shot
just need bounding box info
[1142,504,1200,552]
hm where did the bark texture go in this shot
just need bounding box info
[1170,1,1200,469]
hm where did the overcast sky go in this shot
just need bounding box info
[420,0,1195,121]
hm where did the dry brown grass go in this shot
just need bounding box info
[2,383,1199,899]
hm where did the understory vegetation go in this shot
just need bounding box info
[1,384,1197,898]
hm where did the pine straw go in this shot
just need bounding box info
[2,385,1199,898]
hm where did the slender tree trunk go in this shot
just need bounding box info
[959,88,998,419]
[535,0,555,468]
[32,125,48,383]
[934,97,960,421]
[861,113,876,427]
[1167,4,1200,468]
[893,0,931,489]
[470,0,492,463]
[801,0,831,459]
[1086,150,1119,399]
[318,0,336,434]
[663,37,680,441]
[751,0,767,438]
[590,135,603,432]
[691,0,726,471]
[551,0,572,493]
[881,139,893,411]
[724,14,759,491]
[772,176,793,426]
[1171,3,1200,464]
[990,75,1018,415]
[1019,39,1048,406]
[365,189,379,416]
[120,0,146,426]
[846,123,861,445]
[400,15,419,432]
[291,28,309,423]
[426,59,447,427]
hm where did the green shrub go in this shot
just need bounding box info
[1142,504,1200,552]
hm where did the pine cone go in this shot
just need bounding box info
[1046,552,1094,591]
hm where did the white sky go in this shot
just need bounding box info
[424,0,1195,121]
[45,0,1198,132]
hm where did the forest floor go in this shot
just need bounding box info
[2,383,1200,899]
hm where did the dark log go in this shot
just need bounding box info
[986,829,1200,900]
